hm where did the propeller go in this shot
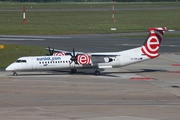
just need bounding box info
[70,48,78,64]
[46,46,54,56]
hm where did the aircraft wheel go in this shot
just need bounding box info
[71,69,77,74]
[13,72,17,76]
[95,71,100,76]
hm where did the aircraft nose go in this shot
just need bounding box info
[5,64,16,71]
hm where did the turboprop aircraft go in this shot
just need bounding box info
[6,27,169,76]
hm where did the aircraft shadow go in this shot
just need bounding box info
[7,69,167,77]
[120,69,168,73]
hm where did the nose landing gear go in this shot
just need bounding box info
[70,69,77,74]
[13,71,17,76]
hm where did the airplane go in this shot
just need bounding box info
[6,27,169,76]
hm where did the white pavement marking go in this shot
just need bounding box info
[0,38,45,41]
[0,35,71,39]
[78,116,159,120]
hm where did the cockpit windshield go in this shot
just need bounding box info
[15,60,27,63]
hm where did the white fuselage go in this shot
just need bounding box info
[5,47,149,72]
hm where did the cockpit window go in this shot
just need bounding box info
[15,60,27,63]
[21,60,27,62]
[15,60,21,63]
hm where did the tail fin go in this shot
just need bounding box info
[141,27,167,58]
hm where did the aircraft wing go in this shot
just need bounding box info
[45,47,84,55]
[89,53,118,64]
[91,54,117,57]
[89,53,118,57]
[45,48,71,53]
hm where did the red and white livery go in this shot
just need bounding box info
[6,27,171,76]
[53,52,66,56]
[77,54,91,65]
[141,27,166,58]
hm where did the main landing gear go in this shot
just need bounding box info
[70,67,101,76]
[94,66,101,76]
[94,70,100,76]
[70,69,77,74]
[70,69,100,76]
[13,71,17,76]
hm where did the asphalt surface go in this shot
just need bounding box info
[0,53,180,120]
[0,31,180,53]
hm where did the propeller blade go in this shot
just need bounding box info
[69,48,78,65]
[73,48,75,57]
[51,48,54,55]
[47,46,54,55]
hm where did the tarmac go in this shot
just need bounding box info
[0,53,180,120]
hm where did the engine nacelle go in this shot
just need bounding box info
[53,52,66,56]
[77,54,91,65]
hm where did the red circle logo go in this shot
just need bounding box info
[141,32,162,58]
[77,54,90,64]
[146,36,160,53]
[54,52,66,56]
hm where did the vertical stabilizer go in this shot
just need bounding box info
[141,27,167,58]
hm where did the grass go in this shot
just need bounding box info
[0,2,180,35]
[0,44,47,68]
[0,10,180,35]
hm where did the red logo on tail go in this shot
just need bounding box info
[141,27,166,58]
